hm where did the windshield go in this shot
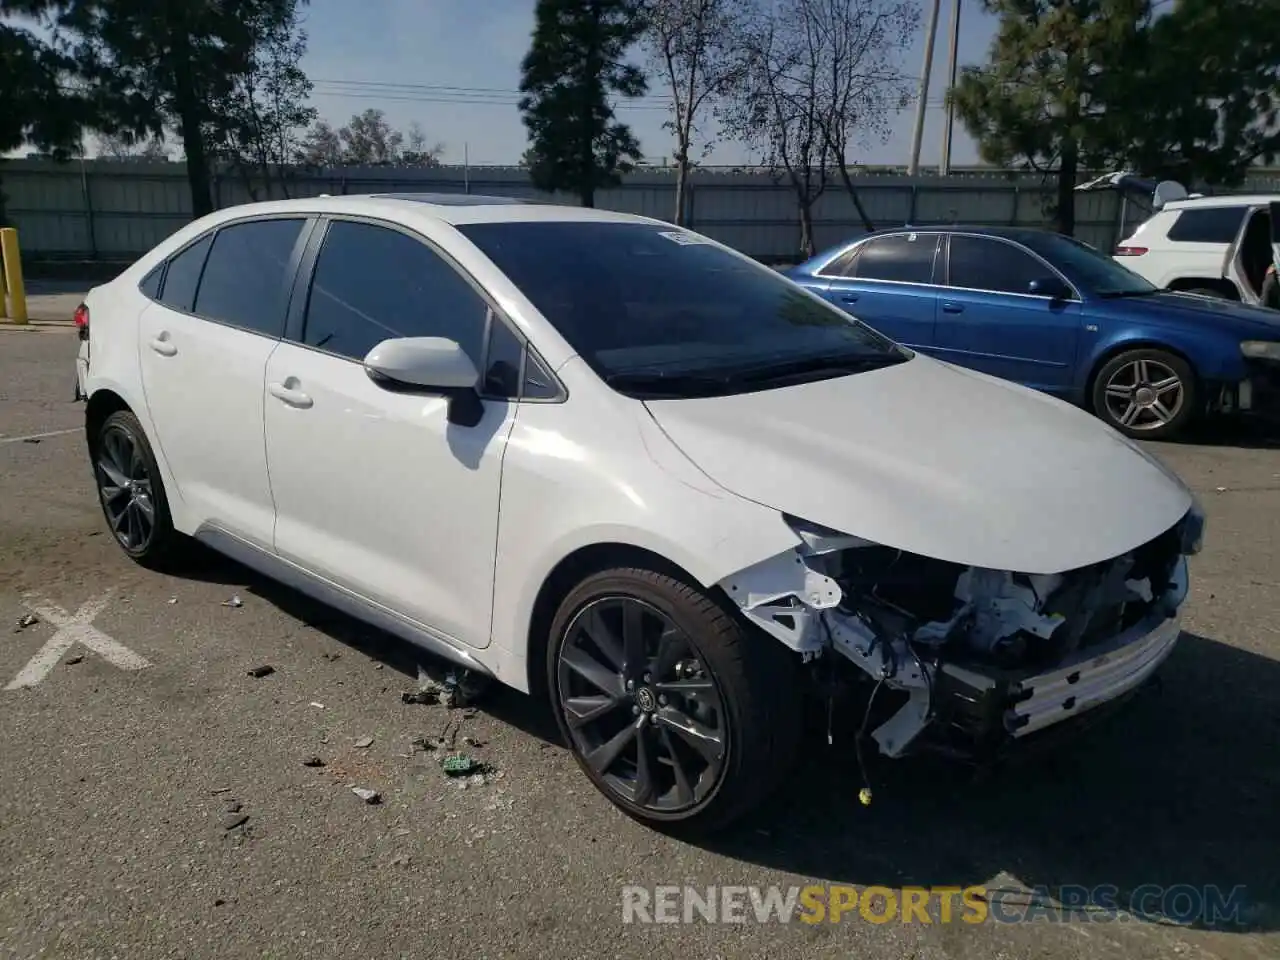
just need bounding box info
[456,221,909,397]
[1020,231,1158,297]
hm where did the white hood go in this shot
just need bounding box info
[644,355,1193,575]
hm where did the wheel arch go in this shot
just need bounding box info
[1166,276,1241,300]
[523,541,710,701]
[1084,339,1202,408]
[85,388,133,452]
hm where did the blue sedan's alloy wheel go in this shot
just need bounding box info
[1092,348,1196,441]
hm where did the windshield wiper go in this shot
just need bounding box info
[603,370,732,396]
[729,352,905,384]
[1097,288,1158,299]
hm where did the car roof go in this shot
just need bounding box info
[189,192,660,227]
[837,224,1063,246]
[1163,194,1280,211]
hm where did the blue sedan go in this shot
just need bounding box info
[787,226,1280,440]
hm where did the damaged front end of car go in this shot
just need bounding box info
[720,505,1205,762]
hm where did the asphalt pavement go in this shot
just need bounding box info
[1,325,1277,960]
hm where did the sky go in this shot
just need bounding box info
[300,0,997,168]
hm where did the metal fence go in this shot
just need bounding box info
[0,158,1250,263]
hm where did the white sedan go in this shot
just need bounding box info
[75,194,1204,831]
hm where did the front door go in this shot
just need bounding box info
[818,232,942,350]
[138,216,310,543]
[263,218,516,650]
[932,234,1084,395]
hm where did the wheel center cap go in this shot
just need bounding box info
[634,686,657,712]
[1135,386,1156,406]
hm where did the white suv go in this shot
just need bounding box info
[1078,173,1280,304]
[74,194,1201,831]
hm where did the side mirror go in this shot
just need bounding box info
[363,337,484,427]
[1028,276,1072,301]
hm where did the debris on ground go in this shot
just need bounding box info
[221,595,244,608]
[22,437,41,444]
[1216,486,1228,492]
[351,786,381,804]
[64,655,84,666]
[441,753,481,777]
[410,736,437,753]
[389,854,411,866]
[462,735,485,749]
[210,787,233,795]
[443,669,491,709]
[15,613,39,630]
[321,652,341,662]
[301,756,325,768]
[220,813,249,831]
[309,702,326,709]
[224,801,242,814]
[401,689,439,705]
[353,736,374,749]
[246,665,275,678]
[167,597,178,605]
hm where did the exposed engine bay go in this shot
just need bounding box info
[721,507,1204,760]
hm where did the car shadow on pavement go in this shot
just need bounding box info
[1176,417,1280,450]
[704,631,1278,934]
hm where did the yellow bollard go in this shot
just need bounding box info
[0,227,28,324]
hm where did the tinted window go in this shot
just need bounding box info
[456,221,905,395]
[522,351,560,400]
[947,236,1046,294]
[1020,232,1157,297]
[852,234,938,284]
[158,235,212,313]
[484,315,524,397]
[817,246,860,278]
[193,218,304,336]
[302,220,488,363]
[1167,206,1247,244]
[139,264,163,300]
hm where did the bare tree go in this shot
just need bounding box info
[400,121,445,168]
[641,0,745,224]
[807,0,917,231]
[92,132,171,161]
[721,0,917,255]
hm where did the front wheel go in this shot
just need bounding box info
[547,568,802,833]
[1091,348,1197,441]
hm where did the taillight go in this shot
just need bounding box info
[1114,245,1148,256]
[74,303,89,341]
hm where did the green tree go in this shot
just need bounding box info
[519,0,648,206]
[947,0,1149,236]
[1102,0,1280,187]
[49,0,305,217]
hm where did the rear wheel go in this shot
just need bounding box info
[92,409,182,568]
[547,568,801,833]
[1091,348,1197,441]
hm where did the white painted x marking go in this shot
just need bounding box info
[5,589,151,691]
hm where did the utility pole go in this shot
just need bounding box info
[939,0,961,175]
[907,0,942,176]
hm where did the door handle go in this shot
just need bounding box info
[268,381,313,409]
[149,336,177,357]
[942,301,965,314]
[840,294,860,303]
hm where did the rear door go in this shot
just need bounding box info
[818,232,941,350]
[931,234,1084,394]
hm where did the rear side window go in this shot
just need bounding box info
[851,234,939,284]
[817,246,860,279]
[301,220,488,365]
[158,234,212,313]
[1166,206,1247,243]
[194,218,305,336]
[139,264,163,300]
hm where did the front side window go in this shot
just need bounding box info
[851,233,939,284]
[194,218,305,336]
[302,220,488,365]
[947,236,1046,295]
[457,221,908,398]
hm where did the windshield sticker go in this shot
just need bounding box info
[658,230,713,246]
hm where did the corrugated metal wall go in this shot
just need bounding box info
[0,160,1152,262]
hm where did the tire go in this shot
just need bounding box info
[91,409,182,569]
[1091,348,1197,441]
[547,567,802,833]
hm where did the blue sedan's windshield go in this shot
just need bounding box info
[456,220,908,396]
[1021,231,1159,297]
